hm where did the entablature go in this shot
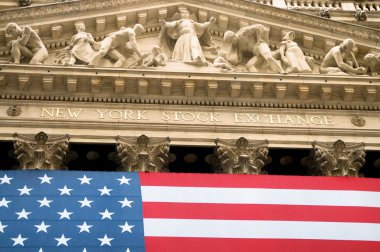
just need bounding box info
[0,64,379,109]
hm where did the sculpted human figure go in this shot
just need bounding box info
[5,22,48,64]
[279,31,312,73]
[224,24,284,73]
[213,51,235,72]
[66,22,96,66]
[363,53,380,76]
[143,45,168,67]
[159,8,216,66]
[320,38,367,75]
[88,24,149,67]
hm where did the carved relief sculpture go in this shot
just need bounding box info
[224,24,284,73]
[363,53,380,76]
[212,50,235,72]
[308,140,366,177]
[5,22,48,64]
[116,135,170,172]
[215,137,269,174]
[159,8,216,66]
[319,39,367,75]
[65,22,96,66]
[279,31,312,73]
[142,45,168,68]
[13,132,70,170]
[88,24,149,67]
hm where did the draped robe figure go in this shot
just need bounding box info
[159,9,216,66]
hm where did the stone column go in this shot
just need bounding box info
[116,135,170,172]
[13,132,70,170]
[307,140,365,177]
[215,137,269,174]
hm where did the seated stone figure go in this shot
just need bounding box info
[213,51,235,72]
[320,38,366,75]
[223,24,284,73]
[65,22,96,66]
[279,31,312,73]
[143,46,168,67]
[5,22,48,64]
[88,24,149,67]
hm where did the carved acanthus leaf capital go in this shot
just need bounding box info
[116,135,170,172]
[215,137,269,174]
[307,140,366,177]
[13,131,70,170]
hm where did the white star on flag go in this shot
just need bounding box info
[0,221,8,233]
[0,197,11,208]
[18,185,33,195]
[38,248,43,252]
[37,197,53,207]
[0,174,13,184]
[117,175,131,185]
[77,221,93,233]
[78,175,93,185]
[98,186,113,196]
[57,209,73,220]
[58,185,73,196]
[119,221,134,233]
[97,234,114,246]
[38,174,53,184]
[11,234,28,246]
[78,197,93,208]
[99,209,114,220]
[126,249,131,252]
[118,197,133,208]
[15,208,31,220]
[55,234,71,246]
[35,221,50,233]
[83,249,87,252]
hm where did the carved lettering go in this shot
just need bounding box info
[41,108,83,118]
[38,107,336,127]
[96,109,108,119]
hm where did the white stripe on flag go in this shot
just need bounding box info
[141,186,380,207]
[143,218,380,241]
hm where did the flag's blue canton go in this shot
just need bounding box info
[0,170,145,252]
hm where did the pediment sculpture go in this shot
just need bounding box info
[2,7,374,76]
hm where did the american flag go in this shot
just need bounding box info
[1,170,380,251]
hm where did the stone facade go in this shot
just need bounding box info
[0,0,380,175]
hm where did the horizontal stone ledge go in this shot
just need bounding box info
[0,64,378,85]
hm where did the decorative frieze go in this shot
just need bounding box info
[13,131,70,170]
[116,134,170,172]
[215,137,269,174]
[307,140,366,177]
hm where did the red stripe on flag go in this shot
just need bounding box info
[145,237,380,252]
[139,172,380,191]
[143,202,380,223]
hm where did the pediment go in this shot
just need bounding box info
[0,0,380,108]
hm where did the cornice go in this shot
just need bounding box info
[0,64,379,110]
[0,0,379,43]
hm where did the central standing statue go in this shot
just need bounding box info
[159,8,216,66]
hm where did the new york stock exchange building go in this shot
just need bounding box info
[1,0,380,251]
